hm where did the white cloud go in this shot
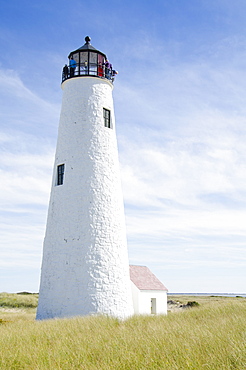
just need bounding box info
[1,22,246,292]
[0,69,60,138]
[114,45,246,292]
[0,70,58,286]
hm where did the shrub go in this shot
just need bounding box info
[186,301,199,307]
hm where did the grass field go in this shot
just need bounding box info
[0,293,246,369]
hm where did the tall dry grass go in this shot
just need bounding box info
[0,296,246,369]
[0,292,38,309]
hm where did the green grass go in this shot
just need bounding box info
[0,294,246,369]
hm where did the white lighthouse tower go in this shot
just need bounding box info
[36,37,133,320]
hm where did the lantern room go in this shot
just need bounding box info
[62,36,116,83]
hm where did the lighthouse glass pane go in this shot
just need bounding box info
[90,52,97,64]
[80,52,88,74]
[98,54,104,77]
[70,53,78,76]
[73,53,79,64]
[80,52,87,63]
[73,53,79,63]
[89,52,97,75]
[57,164,65,186]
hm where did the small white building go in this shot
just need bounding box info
[130,265,168,315]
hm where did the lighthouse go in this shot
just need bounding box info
[36,37,133,320]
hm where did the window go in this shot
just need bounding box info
[57,164,65,186]
[103,108,111,128]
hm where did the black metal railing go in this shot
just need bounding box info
[62,63,116,83]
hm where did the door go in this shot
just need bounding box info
[151,298,156,314]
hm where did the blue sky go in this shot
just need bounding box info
[1,0,246,293]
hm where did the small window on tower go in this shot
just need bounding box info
[103,108,111,128]
[57,164,65,186]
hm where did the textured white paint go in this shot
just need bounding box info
[37,76,133,320]
[131,282,167,315]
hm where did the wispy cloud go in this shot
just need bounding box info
[0,70,58,290]
[1,1,246,293]
[114,38,246,291]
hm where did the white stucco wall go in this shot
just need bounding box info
[37,77,133,320]
[131,282,167,315]
[131,281,140,314]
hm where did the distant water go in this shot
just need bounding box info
[168,293,246,298]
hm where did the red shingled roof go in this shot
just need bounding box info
[129,265,168,291]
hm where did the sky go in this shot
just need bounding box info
[1,0,246,294]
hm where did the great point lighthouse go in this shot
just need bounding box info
[36,37,133,320]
